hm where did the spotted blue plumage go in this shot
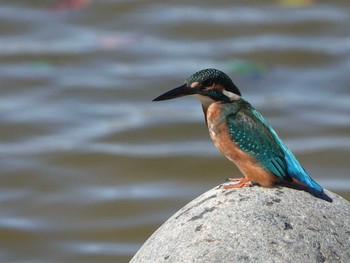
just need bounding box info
[225,98,324,193]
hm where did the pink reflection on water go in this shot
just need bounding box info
[51,0,93,11]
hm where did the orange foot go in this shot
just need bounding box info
[220,177,253,189]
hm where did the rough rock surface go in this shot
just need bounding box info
[131,186,350,263]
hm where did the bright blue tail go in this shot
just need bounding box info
[281,144,323,192]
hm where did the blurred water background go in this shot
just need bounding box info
[0,0,349,262]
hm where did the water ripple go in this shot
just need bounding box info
[59,241,140,256]
[138,5,348,24]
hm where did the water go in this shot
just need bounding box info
[0,1,349,262]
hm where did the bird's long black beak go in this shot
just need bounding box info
[153,84,195,101]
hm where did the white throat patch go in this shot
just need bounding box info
[193,94,215,109]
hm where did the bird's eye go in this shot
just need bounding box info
[201,79,214,88]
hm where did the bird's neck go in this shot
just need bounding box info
[201,97,243,126]
[195,94,216,112]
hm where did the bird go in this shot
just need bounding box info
[153,68,331,202]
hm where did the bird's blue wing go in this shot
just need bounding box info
[226,101,323,193]
[226,106,291,181]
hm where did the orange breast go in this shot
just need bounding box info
[206,102,278,187]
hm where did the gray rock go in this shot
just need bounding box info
[130,186,350,263]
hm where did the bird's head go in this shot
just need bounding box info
[153,68,241,108]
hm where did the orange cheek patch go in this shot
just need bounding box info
[203,83,224,92]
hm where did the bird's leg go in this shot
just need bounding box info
[220,177,253,189]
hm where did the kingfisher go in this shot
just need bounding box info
[153,68,331,202]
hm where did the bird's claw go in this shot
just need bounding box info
[219,177,253,189]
